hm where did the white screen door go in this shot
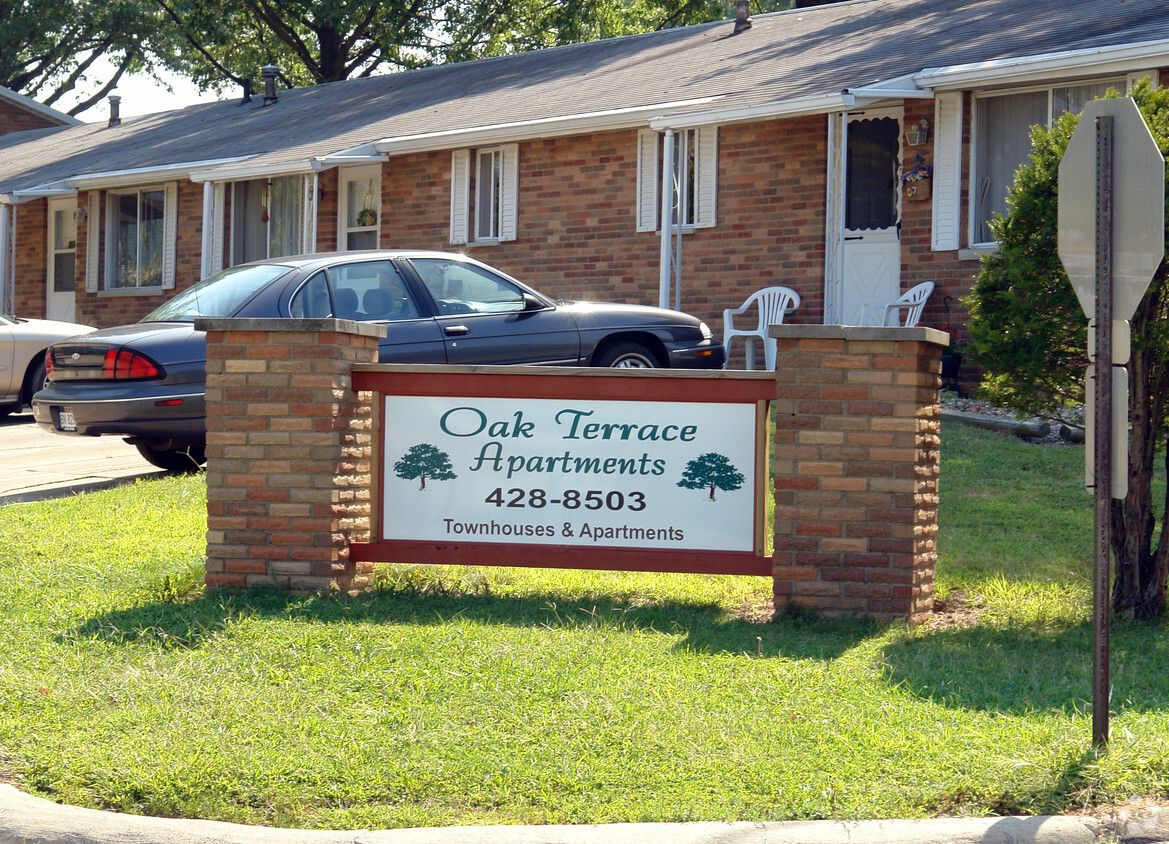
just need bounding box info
[840,110,901,325]
[47,198,78,322]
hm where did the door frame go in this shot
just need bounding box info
[824,106,903,325]
[46,196,78,322]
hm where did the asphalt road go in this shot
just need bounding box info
[0,411,161,505]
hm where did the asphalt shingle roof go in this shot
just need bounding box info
[1,0,1167,194]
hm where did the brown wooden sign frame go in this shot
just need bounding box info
[350,365,775,577]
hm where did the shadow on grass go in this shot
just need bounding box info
[65,583,879,662]
[883,620,1169,714]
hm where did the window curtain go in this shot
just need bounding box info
[974,92,1046,243]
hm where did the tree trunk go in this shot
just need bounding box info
[1111,294,1169,619]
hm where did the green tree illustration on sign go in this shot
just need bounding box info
[677,452,745,501]
[394,443,457,490]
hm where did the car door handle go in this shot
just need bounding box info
[444,325,471,336]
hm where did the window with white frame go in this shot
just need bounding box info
[48,201,77,295]
[476,148,504,241]
[231,174,303,265]
[105,184,176,290]
[339,165,381,250]
[449,144,518,245]
[972,78,1123,244]
[636,126,718,233]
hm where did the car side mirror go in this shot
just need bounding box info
[522,293,545,311]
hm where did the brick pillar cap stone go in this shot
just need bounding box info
[195,317,388,340]
[769,325,949,348]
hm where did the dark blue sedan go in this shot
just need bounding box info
[32,251,724,470]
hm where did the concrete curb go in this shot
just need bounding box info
[6,785,1169,844]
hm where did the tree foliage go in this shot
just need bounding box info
[0,0,164,115]
[152,0,794,92]
[966,80,1169,619]
[4,0,801,116]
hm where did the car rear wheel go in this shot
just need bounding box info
[596,341,661,369]
[135,442,206,472]
[22,359,46,407]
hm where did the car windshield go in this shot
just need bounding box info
[0,315,14,326]
[142,264,293,322]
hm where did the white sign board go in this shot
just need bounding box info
[382,395,758,552]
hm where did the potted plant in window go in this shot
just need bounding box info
[357,189,378,227]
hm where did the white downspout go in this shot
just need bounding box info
[200,181,214,280]
[0,203,11,314]
[658,128,674,309]
[824,112,848,324]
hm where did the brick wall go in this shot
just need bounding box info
[378,120,835,341]
[11,108,985,348]
[0,99,66,135]
[769,325,945,623]
[197,320,944,622]
[198,317,385,593]
[11,199,47,317]
[62,182,208,327]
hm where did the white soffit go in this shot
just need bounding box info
[915,40,1169,90]
[372,97,722,154]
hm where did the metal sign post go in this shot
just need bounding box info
[1092,115,1114,749]
[1059,97,1165,750]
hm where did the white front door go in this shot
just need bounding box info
[839,110,902,325]
[46,198,77,322]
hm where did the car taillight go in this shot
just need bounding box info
[103,349,161,379]
[44,349,55,379]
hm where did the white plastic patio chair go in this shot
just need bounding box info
[880,281,935,327]
[722,286,801,370]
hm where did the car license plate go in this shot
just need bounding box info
[58,409,76,432]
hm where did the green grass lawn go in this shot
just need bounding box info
[2,424,1169,829]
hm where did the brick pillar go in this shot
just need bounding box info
[769,325,948,624]
[196,318,386,593]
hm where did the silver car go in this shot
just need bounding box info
[0,314,93,416]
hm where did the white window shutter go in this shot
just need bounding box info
[450,149,471,245]
[161,181,179,289]
[694,125,718,228]
[931,92,963,252]
[85,191,100,292]
[1128,70,1160,92]
[636,129,659,233]
[499,143,519,242]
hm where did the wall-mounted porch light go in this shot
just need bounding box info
[906,118,930,146]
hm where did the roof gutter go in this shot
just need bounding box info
[648,75,935,131]
[314,143,389,167]
[371,97,721,154]
[649,92,858,130]
[66,157,250,190]
[915,39,1169,90]
[189,158,316,183]
[5,182,77,203]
